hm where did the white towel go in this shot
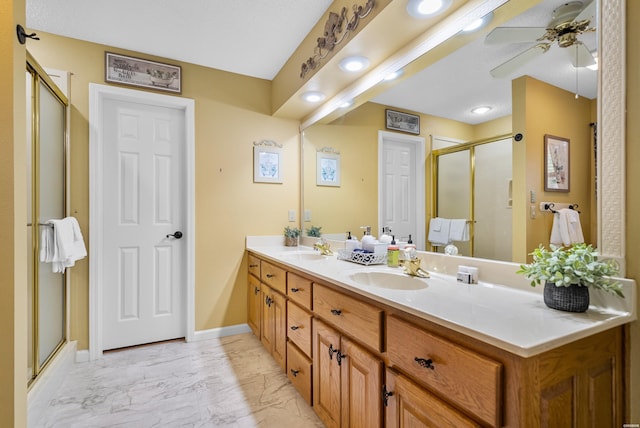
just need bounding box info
[448,219,470,242]
[42,217,87,273]
[550,208,584,246]
[428,217,451,245]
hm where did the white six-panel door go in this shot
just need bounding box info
[378,131,425,249]
[101,98,185,350]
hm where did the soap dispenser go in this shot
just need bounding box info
[360,226,376,252]
[387,235,400,267]
[379,227,393,244]
[345,231,360,252]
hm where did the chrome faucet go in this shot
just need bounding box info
[313,238,333,256]
[401,257,429,278]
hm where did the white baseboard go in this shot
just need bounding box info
[75,349,90,363]
[28,341,77,428]
[190,323,251,342]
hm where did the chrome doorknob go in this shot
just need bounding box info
[166,231,183,239]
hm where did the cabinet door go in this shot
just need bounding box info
[272,291,287,371]
[313,319,342,428]
[261,285,274,352]
[341,337,383,428]
[247,274,261,337]
[385,368,480,428]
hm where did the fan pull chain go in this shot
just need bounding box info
[575,45,579,99]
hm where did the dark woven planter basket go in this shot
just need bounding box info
[543,282,590,312]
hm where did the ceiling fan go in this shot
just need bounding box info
[485,1,597,78]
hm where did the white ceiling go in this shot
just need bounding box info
[26,0,333,80]
[26,0,597,125]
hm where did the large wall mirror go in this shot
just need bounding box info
[301,0,625,269]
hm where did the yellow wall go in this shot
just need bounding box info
[512,75,595,262]
[26,32,301,348]
[0,0,28,425]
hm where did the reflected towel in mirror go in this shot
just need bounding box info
[428,217,451,245]
[449,219,469,242]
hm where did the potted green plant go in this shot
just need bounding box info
[306,225,322,238]
[516,243,624,312]
[284,226,301,247]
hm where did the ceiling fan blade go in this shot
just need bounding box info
[490,44,549,78]
[574,0,596,24]
[485,27,547,45]
[569,42,596,67]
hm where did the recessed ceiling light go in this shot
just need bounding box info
[339,100,354,108]
[301,91,326,103]
[339,56,370,72]
[462,12,493,32]
[384,69,404,81]
[471,106,492,115]
[406,0,452,18]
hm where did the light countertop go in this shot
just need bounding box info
[246,237,637,357]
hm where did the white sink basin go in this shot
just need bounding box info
[347,271,429,290]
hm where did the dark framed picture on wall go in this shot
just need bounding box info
[544,134,570,192]
[385,109,420,135]
[105,52,182,94]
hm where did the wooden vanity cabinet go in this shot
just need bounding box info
[313,318,383,428]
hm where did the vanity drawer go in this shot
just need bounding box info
[248,254,261,278]
[313,283,383,352]
[287,272,312,310]
[287,301,312,357]
[386,315,502,427]
[287,341,312,405]
[261,261,286,295]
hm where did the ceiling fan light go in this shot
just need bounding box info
[339,56,370,72]
[471,106,492,115]
[301,91,325,103]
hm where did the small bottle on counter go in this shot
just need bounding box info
[387,235,399,267]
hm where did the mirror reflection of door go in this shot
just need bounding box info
[433,135,512,260]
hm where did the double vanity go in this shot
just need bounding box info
[246,236,636,427]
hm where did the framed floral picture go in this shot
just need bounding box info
[544,134,570,192]
[317,148,340,187]
[253,140,282,183]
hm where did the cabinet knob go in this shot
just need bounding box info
[290,369,300,377]
[290,287,300,293]
[265,296,273,307]
[254,287,260,295]
[414,357,435,370]
[266,273,275,278]
[249,264,259,268]
[336,351,347,366]
[290,325,300,331]
[330,309,342,316]
[382,385,394,407]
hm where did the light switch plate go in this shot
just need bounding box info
[304,209,312,222]
[288,209,296,222]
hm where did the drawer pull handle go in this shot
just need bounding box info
[382,385,394,407]
[290,325,300,331]
[330,309,342,316]
[265,296,273,307]
[328,344,336,360]
[290,287,300,293]
[249,264,259,268]
[266,273,275,278]
[336,351,347,366]
[254,287,260,295]
[414,357,435,370]
[290,369,300,377]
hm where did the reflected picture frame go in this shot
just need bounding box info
[253,141,283,183]
[544,134,570,192]
[316,148,341,187]
[385,109,420,135]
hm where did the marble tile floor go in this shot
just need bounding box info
[30,333,324,428]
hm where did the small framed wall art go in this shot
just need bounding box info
[544,134,570,192]
[385,109,420,135]
[316,147,341,187]
[253,140,283,183]
[105,52,182,94]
